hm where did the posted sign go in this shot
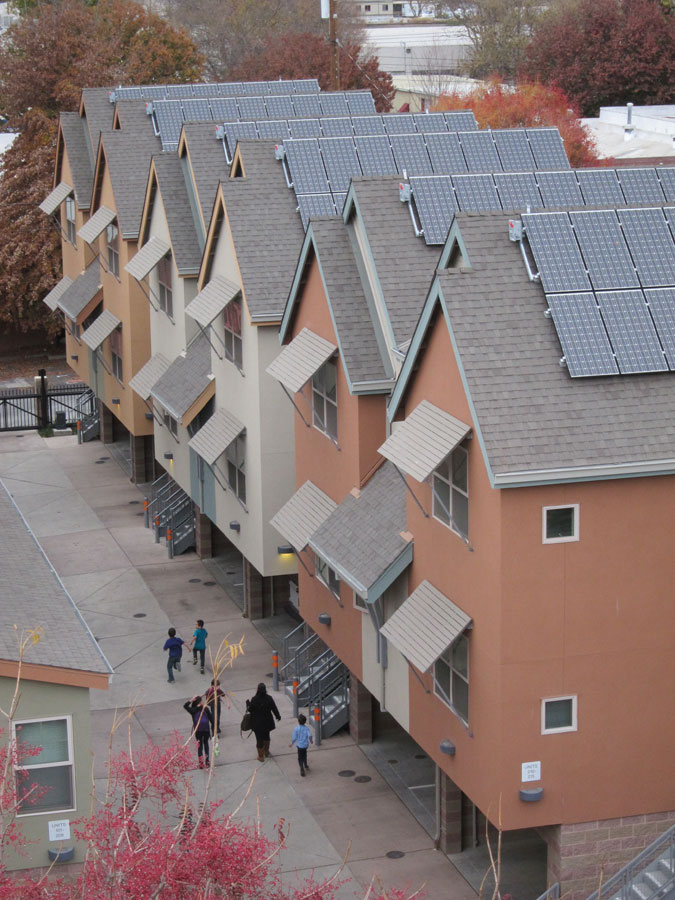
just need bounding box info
[48,819,71,842]
[521,761,541,783]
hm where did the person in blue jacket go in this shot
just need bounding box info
[184,696,213,768]
[189,619,208,674]
[289,713,313,776]
[163,627,184,683]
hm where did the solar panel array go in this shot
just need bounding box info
[407,167,675,245]
[111,78,320,103]
[522,207,675,377]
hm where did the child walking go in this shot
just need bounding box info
[289,713,313,777]
[189,619,208,674]
[184,696,213,769]
[163,627,185,683]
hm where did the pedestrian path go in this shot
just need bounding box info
[0,431,477,900]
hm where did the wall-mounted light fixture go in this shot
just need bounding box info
[145,412,153,420]
[112,398,121,405]
[318,613,331,626]
[519,787,543,802]
[229,521,240,533]
[70,355,78,361]
[163,452,173,461]
[277,544,294,555]
[440,740,456,757]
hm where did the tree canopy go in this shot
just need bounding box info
[463,0,542,81]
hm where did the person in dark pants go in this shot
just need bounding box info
[189,619,208,674]
[163,628,185,683]
[184,696,213,768]
[205,679,228,736]
[247,682,281,762]
[289,713,313,776]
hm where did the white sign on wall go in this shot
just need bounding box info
[48,819,71,842]
[521,761,541,783]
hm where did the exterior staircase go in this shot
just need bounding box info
[144,472,195,557]
[77,389,99,442]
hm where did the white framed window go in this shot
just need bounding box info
[316,554,340,598]
[157,255,173,318]
[65,196,77,245]
[226,433,246,504]
[312,359,337,441]
[164,412,178,437]
[106,221,120,278]
[432,444,468,538]
[13,716,75,816]
[110,326,123,381]
[433,634,469,724]
[543,504,579,543]
[223,295,243,369]
[353,591,367,612]
[541,695,577,734]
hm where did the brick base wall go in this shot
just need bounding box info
[539,810,675,900]
[438,772,462,854]
[244,559,264,619]
[98,400,114,444]
[349,674,372,744]
[130,435,154,484]
[194,506,213,559]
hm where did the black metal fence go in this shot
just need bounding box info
[0,372,93,432]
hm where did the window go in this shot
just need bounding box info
[364,3,371,9]
[157,255,173,318]
[106,220,120,278]
[187,396,214,438]
[65,196,77,245]
[393,2,403,14]
[354,591,367,612]
[542,696,577,734]
[434,634,469,724]
[226,433,246,504]
[433,444,468,538]
[312,359,337,441]
[316,554,340,598]
[543,505,579,543]
[382,3,389,9]
[14,717,74,815]
[164,412,178,437]
[110,327,123,381]
[223,295,243,368]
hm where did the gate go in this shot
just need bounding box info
[0,372,93,432]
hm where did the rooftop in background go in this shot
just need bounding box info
[364,24,471,75]
[582,104,675,161]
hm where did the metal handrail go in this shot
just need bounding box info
[585,824,675,900]
[281,622,305,665]
[303,652,345,706]
[279,632,320,679]
[534,884,560,900]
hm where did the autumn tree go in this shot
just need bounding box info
[463,0,541,80]
[522,0,675,116]
[437,79,599,167]
[231,32,395,113]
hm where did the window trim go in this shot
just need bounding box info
[13,715,76,817]
[315,553,340,599]
[223,294,243,370]
[164,412,178,437]
[541,695,578,734]
[432,633,469,726]
[157,255,173,319]
[311,358,338,443]
[64,196,77,246]
[542,504,579,544]
[106,220,120,279]
[432,443,469,540]
[225,433,247,507]
[110,326,123,382]
[353,591,367,612]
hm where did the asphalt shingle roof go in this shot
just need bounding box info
[59,113,94,209]
[152,153,202,274]
[99,122,160,239]
[150,333,213,421]
[57,259,102,320]
[81,87,115,167]
[182,123,229,230]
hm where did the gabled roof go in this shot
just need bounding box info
[96,126,160,239]
[58,114,93,209]
[80,87,115,167]
[152,154,202,274]
[181,122,229,231]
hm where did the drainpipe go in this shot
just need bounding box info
[433,764,441,844]
[624,102,635,141]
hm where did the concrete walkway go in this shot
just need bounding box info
[0,431,477,900]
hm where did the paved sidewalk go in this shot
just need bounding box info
[0,431,477,900]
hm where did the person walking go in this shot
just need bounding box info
[184,696,213,768]
[205,678,229,736]
[163,627,185,683]
[189,619,208,674]
[247,682,281,762]
[289,713,313,777]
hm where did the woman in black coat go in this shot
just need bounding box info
[247,682,281,761]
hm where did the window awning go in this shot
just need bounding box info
[78,206,116,244]
[81,309,120,350]
[185,276,241,328]
[39,181,73,216]
[266,328,336,394]
[379,579,472,673]
[128,353,172,401]
[125,236,171,281]
[42,276,73,311]
[270,481,337,552]
[57,261,102,321]
[150,334,213,423]
[188,408,245,466]
[378,400,471,483]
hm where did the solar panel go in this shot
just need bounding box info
[523,212,591,293]
[143,85,168,100]
[319,93,350,116]
[547,292,619,377]
[645,288,675,368]
[425,132,468,175]
[527,128,570,169]
[576,169,625,206]
[293,94,322,117]
[494,172,543,210]
[413,113,447,133]
[382,114,416,134]
[288,118,321,138]
[256,120,290,140]
[181,99,212,121]
[284,139,329,193]
[166,84,193,99]
[410,176,458,245]
[537,171,584,208]
[265,95,295,118]
[570,210,638,291]
[265,80,294,95]
[346,92,376,115]
[458,131,502,173]
[319,137,361,192]
[209,98,239,121]
[218,82,245,96]
[444,111,477,132]
[452,174,501,212]
[192,83,221,98]
[618,208,675,288]
[154,101,183,147]
[354,135,397,175]
[297,194,336,229]
[334,192,347,213]
[389,134,434,175]
[241,81,269,96]
[115,86,142,100]
[352,115,385,135]
[597,289,667,374]
[492,129,536,172]
[321,117,354,137]
[293,79,321,93]
[616,168,666,204]
[658,168,675,202]
[237,96,267,119]
[223,122,258,157]
[666,208,675,244]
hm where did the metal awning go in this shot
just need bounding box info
[378,400,471,483]
[185,276,241,328]
[266,328,336,394]
[42,276,73,311]
[149,334,213,422]
[57,261,102,321]
[78,206,116,244]
[39,182,73,216]
[125,236,171,281]
[81,309,121,350]
[128,353,172,401]
[188,408,245,466]
[270,481,337,552]
[379,580,472,673]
